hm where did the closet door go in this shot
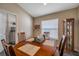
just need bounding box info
[0,12,7,52]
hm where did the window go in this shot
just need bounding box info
[0,12,7,52]
[41,19,58,40]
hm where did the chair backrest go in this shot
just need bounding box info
[8,46,16,56]
[44,32,50,39]
[18,32,26,42]
[1,39,10,56]
[58,35,67,56]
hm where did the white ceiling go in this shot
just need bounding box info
[18,3,79,17]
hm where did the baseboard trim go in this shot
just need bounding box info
[74,49,79,53]
[0,50,4,53]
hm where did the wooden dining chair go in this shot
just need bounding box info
[18,32,26,42]
[1,39,10,56]
[58,35,67,56]
[8,46,16,56]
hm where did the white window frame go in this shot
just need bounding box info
[41,18,58,40]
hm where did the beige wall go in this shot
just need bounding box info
[0,3,33,43]
[33,7,79,51]
[76,7,79,51]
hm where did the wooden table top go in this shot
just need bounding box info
[14,40,56,56]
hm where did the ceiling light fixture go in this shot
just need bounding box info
[43,3,47,6]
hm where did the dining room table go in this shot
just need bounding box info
[13,38,56,56]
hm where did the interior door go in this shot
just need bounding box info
[63,18,74,52]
